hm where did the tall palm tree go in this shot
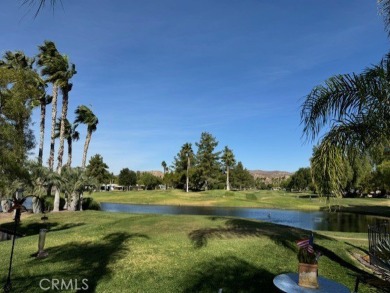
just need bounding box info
[221,146,236,191]
[301,44,390,196]
[37,41,63,171]
[74,105,99,169]
[54,118,80,167]
[182,143,194,193]
[37,93,52,165]
[56,55,76,173]
[21,0,61,17]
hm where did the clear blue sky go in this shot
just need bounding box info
[1,0,388,174]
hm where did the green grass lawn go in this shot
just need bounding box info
[0,211,383,292]
[91,189,390,216]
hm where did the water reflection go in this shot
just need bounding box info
[100,202,389,232]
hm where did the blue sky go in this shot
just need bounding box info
[1,0,388,174]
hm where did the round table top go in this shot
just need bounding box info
[273,273,350,293]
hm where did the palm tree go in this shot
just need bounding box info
[182,143,194,193]
[37,94,52,165]
[221,146,236,191]
[74,105,99,169]
[37,41,63,171]
[61,167,94,211]
[54,118,80,167]
[56,55,76,173]
[25,161,63,213]
[301,27,390,197]
[161,161,167,189]
[21,0,61,17]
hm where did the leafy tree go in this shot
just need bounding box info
[287,167,313,192]
[0,51,48,166]
[195,132,221,190]
[86,154,110,186]
[0,58,40,197]
[118,168,137,188]
[221,146,236,191]
[137,172,162,190]
[230,162,254,190]
[173,142,195,191]
[74,105,99,168]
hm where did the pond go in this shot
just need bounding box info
[100,202,389,233]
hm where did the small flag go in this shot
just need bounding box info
[296,239,310,248]
[297,233,314,253]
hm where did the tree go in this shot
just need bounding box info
[118,168,137,189]
[55,55,76,173]
[0,51,48,166]
[75,105,99,169]
[85,154,110,186]
[287,167,313,192]
[230,162,254,190]
[221,146,236,191]
[172,143,195,191]
[61,166,94,211]
[161,161,167,189]
[54,118,79,167]
[37,41,63,172]
[25,161,63,213]
[0,57,40,198]
[21,0,61,17]
[195,132,221,190]
[301,2,390,197]
[137,172,162,190]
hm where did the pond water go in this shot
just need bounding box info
[100,202,389,233]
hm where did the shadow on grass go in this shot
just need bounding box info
[9,232,149,292]
[182,256,277,293]
[0,221,85,237]
[189,217,330,251]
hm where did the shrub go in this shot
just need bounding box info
[82,197,101,211]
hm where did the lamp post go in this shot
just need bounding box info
[37,215,49,258]
[4,195,26,293]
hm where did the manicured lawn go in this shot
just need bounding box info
[0,211,382,292]
[91,189,390,216]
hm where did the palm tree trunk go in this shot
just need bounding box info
[66,136,72,167]
[226,167,230,191]
[48,85,58,171]
[186,157,190,193]
[82,130,92,169]
[38,100,46,166]
[53,188,61,212]
[56,87,69,172]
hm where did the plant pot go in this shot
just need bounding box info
[298,263,318,289]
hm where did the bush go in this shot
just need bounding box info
[82,197,101,211]
[43,196,66,211]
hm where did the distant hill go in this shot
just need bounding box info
[249,170,292,180]
[147,170,164,178]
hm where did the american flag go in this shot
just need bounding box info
[296,234,314,253]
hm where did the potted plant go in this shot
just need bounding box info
[296,234,321,289]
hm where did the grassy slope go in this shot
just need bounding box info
[0,211,381,292]
[91,189,390,216]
